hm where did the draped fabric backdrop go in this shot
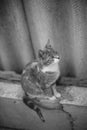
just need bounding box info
[0,0,87,78]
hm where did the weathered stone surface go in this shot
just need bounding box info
[0,71,87,130]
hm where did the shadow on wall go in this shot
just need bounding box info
[0,0,87,78]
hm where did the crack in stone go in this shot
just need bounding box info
[60,105,75,130]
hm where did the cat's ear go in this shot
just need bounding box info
[45,39,52,49]
[38,49,44,59]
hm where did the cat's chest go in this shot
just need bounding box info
[42,61,59,73]
[43,72,59,85]
[37,68,60,88]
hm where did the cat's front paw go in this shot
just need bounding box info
[55,92,61,98]
[52,85,61,98]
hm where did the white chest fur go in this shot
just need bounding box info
[42,59,60,73]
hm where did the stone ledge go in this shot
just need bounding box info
[0,71,87,107]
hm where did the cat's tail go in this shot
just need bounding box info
[23,96,45,122]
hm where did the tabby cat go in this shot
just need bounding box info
[21,39,61,122]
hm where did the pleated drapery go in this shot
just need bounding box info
[0,0,87,78]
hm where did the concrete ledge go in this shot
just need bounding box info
[0,71,87,107]
[0,71,87,130]
[60,86,87,106]
[0,82,24,100]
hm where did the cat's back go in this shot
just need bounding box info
[21,60,43,95]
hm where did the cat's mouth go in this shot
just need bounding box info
[54,55,60,60]
[53,57,60,63]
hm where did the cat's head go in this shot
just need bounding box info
[38,39,60,66]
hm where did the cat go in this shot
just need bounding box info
[21,39,61,122]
